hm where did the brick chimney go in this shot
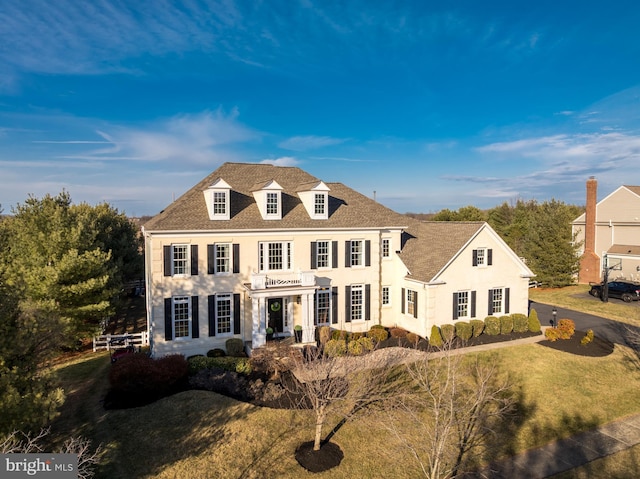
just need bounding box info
[579,176,600,283]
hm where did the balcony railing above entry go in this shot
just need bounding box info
[251,271,316,290]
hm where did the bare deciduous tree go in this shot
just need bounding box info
[383,345,516,479]
[288,347,407,452]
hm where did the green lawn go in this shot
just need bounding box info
[49,337,640,478]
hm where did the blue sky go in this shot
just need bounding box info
[2,1,640,216]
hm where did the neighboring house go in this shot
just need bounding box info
[572,177,640,283]
[143,162,534,357]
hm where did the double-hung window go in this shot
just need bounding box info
[316,241,329,269]
[382,238,390,258]
[382,286,390,306]
[213,191,227,215]
[488,287,509,315]
[407,289,417,316]
[314,193,325,215]
[215,243,231,274]
[351,240,364,267]
[216,294,232,335]
[259,242,293,272]
[173,296,190,338]
[350,284,364,321]
[472,248,493,267]
[456,291,469,319]
[316,290,330,325]
[266,192,279,215]
[172,245,189,275]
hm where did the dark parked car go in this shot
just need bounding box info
[589,280,640,302]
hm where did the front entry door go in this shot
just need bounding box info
[268,298,284,334]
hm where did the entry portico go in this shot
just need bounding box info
[247,271,318,348]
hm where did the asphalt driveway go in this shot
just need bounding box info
[530,300,640,347]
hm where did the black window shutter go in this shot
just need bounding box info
[207,244,215,274]
[413,290,418,319]
[164,298,173,340]
[314,292,318,326]
[488,249,493,266]
[453,293,459,320]
[233,293,241,335]
[505,288,510,314]
[401,288,406,314]
[310,242,317,269]
[488,290,494,316]
[365,284,371,320]
[345,241,351,267]
[163,246,172,276]
[208,295,216,337]
[472,249,478,267]
[190,245,198,275]
[332,241,338,269]
[345,285,351,322]
[365,240,371,267]
[191,296,199,338]
[233,244,240,274]
[471,291,477,318]
[331,287,338,324]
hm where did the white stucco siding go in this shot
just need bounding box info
[426,227,531,334]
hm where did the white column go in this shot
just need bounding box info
[252,297,266,348]
[301,292,315,343]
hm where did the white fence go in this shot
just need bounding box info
[93,332,149,352]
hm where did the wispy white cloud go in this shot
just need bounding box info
[278,135,347,151]
[260,156,300,166]
[52,109,259,165]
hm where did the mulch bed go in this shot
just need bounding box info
[538,330,615,357]
[295,441,344,473]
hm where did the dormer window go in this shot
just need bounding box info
[203,178,231,220]
[297,181,330,220]
[314,193,325,215]
[252,179,283,220]
[266,192,279,216]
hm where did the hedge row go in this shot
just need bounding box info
[431,310,542,344]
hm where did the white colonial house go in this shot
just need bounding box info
[143,162,534,357]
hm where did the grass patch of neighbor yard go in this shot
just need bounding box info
[549,443,640,479]
[530,285,640,326]
[49,338,640,479]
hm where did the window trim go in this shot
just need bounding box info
[172,244,189,276]
[350,239,364,268]
[314,193,326,216]
[214,243,231,275]
[316,289,331,325]
[215,293,233,337]
[172,296,191,339]
[455,291,470,320]
[350,284,364,322]
[382,286,391,307]
[382,238,391,258]
[258,241,293,272]
[265,191,280,217]
[212,191,227,217]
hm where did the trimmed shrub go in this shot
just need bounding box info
[331,329,342,340]
[367,325,389,343]
[347,339,364,356]
[511,314,528,333]
[528,309,541,333]
[207,348,226,358]
[318,326,331,345]
[440,324,455,342]
[406,332,420,346]
[225,338,245,357]
[545,327,561,342]
[557,319,576,340]
[581,329,595,346]
[188,356,252,375]
[470,319,485,338]
[429,325,443,348]
[110,353,189,397]
[351,332,364,340]
[390,327,408,339]
[500,315,513,335]
[455,321,472,341]
[324,339,347,357]
[484,316,500,336]
[357,336,375,352]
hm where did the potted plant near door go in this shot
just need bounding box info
[294,325,303,343]
[266,327,274,341]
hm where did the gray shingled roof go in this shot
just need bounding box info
[399,221,485,283]
[143,162,411,231]
[144,162,486,283]
[624,185,640,197]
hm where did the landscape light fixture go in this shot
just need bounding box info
[552,307,557,328]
